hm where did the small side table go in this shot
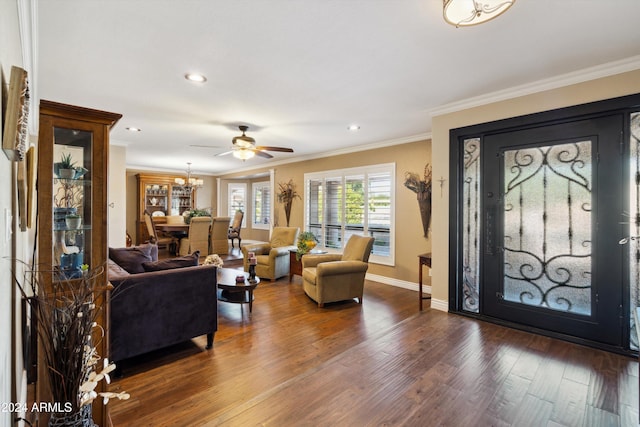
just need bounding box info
[217,268,260,313]
[418,253,432,311]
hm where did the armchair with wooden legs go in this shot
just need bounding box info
[301,235,375,307]
[242,226,299,280]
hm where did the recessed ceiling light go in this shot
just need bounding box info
[185,73,207,83]
[348,124,360,131]
[126,127,141,132]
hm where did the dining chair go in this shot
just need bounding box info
[143,210,175,251]
[210,216,231,255]
[178,216,212,256]
[227,210,244,248]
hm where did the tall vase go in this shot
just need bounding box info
[417,190,432,238]
[284,201,292,227]
[49,404,95,427]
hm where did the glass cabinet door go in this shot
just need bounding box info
[52,128,93,279]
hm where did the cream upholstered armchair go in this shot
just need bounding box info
[178,216,212,256]
[301,235,374,307]
[209,216,231,255]
[242,227,299,280]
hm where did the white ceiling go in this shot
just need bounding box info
[37,0,640,176]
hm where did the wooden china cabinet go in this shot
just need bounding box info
[37,100,121,426]
[135,173,197,244]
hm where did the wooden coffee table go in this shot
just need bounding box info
[217,268,260,312]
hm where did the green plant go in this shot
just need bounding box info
[184,208,211,224]
[297,231,318,260]
[60,152,76,169]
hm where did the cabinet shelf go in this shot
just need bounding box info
[136,173,197,244]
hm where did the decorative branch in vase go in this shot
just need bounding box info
[277,179,301,227]
[404,164,432,237]
[12,262,129,426]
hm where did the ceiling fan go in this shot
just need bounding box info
[217,125,294,160]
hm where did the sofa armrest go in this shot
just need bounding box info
[243,243,271,255]
[316,260,368,276]
[302,253,342,268]
[269,245,296,259]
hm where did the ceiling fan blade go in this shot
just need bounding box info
[255,146,294,153]
[215,150,234,157]
[255,150,273,159]
[190,144,225,149]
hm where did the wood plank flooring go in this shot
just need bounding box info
[107,271,638,427]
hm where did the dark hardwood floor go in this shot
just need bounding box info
[107,263,638,426]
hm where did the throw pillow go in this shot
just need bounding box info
[109,244,154,274]
[141,251,200,272]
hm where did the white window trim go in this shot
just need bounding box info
[304,162,395,266]
[252,180,270,230]
[228,182,247,228]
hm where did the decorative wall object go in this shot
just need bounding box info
[404,164,432,237]
[2,65,30,161]
[277,179,301,227]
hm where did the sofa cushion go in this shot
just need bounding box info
[107,258,130,279]
[142,251,200,272]
[109,244,156,274]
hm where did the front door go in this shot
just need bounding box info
[482,115,624,346]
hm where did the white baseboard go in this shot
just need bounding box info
[365,272,447,312]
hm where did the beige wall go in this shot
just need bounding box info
[108,145,127,247]
[431,69,640,311]
[219,139,432,283]
[1,0,31,422]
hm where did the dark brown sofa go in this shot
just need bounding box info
[107,244,217,364]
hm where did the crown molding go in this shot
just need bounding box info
[17,0,38,135]
[429,55,640,117]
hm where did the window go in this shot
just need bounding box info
[228,183,246,227]
[252,181,271,230]
[305,163,394,265]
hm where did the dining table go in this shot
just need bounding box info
[155,223,190,255]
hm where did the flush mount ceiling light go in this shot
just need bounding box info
[443,0,515,27]
[347,124,360,131]
[126,127,141,132]
[184,73,207,83]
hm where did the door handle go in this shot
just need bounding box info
[485,205,496,255]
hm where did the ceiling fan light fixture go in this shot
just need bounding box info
[233,148,256,161]
[184,73,207,83]
[232,125,256,148]
[443,0,515,27]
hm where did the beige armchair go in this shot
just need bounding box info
[242,227,299,280]
[178,216,211,256]
[227,210,244,248]
[301,235,374,307]
[209,216,231,255]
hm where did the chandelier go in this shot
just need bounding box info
[443,0,515,27]
[175,162,203,190]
